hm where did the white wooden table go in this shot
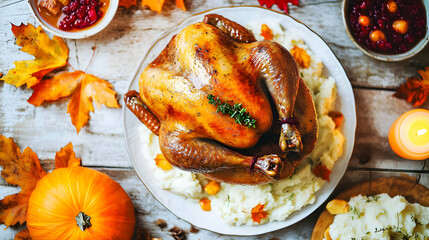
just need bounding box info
[1,0,428,239]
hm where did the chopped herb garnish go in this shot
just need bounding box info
[207,94,256,128]
[288,193,294,201]
[350,206,362,219]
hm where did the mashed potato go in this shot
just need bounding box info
[326,194,429,240]
[144,22,345,225]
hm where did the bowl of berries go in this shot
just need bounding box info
[28,0,118,38]
[343,0,429,61]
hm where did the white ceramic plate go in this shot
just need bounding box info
[123,6,357,236]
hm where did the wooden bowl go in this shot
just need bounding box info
[311,177,429,240]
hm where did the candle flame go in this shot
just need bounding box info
[417,128,427,136]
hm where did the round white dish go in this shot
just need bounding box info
[28,0,118,39]
[123,6,357,236]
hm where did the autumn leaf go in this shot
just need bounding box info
[175,0,185,11]
[0,24,69,88]
[290,45,311,68]
[260,24,274,40]
[393,67,429,107]
[28,71,120,133]
[251,203,268,224]
[55,142,81,169]
[142,0,185,13]
[312,164,331,181]
[119,0,137,8]
[0,136,47,227]
[14,229,32,240]
[258,0,299,14]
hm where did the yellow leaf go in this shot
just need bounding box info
[54,142,81,169]
[0,24,69,88]
[0,136,47,227]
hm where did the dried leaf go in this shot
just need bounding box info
[119,0,137,8]
[55,142,81,169]
[142,0,185,13]
[175,0,185,11]
[312,164,331,181]
[393,67,429,107]
[290,45,311,68]
[14,228,32,240]
[260,24,274,40]
[28,71,120,133]
[258,0,299,14]
[251,203,268,224]
[142,0,165,13]
[0,24,69,88]
[0,136,47,227]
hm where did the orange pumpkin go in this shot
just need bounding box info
[27,166,135,240]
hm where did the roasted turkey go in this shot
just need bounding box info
[125,14,318,185]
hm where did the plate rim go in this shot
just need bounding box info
[122,5,357,236]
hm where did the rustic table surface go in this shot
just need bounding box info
[1,0,428,239]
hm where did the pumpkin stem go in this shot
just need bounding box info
[75,212,92,231]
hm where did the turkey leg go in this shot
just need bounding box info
[251,41,302,153]
[159,123,283,179]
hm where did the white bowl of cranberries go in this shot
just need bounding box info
[342,0,429,61]
[29,0,118,39]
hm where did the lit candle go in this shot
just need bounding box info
[388,109,429,160]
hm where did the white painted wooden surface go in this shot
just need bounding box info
[1,0,428,239]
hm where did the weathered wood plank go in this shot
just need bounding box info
[350,88,429,171]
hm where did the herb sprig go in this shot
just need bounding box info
[208,94,256,128]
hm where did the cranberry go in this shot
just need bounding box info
[360,0,370,9]
[62,6,70,14]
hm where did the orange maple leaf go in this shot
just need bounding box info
[312,164,331,181]
[119,0,137,8]
[14,229,32,240]
[260,24,274,40]
[0,136,47,227]
[394,67,429,107]
[142,0,185,13]
[55,142,81,168]
[28,71,120,133]
[0,137,81,239]
[0,24,69,88]
[251,203,268,224]
[290,45,311,69]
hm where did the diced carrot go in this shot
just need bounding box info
[199,198,211,211]
[154,154,173,170]
[204,181,220,195]
[290,45,311,68]
[328,111,344,129]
